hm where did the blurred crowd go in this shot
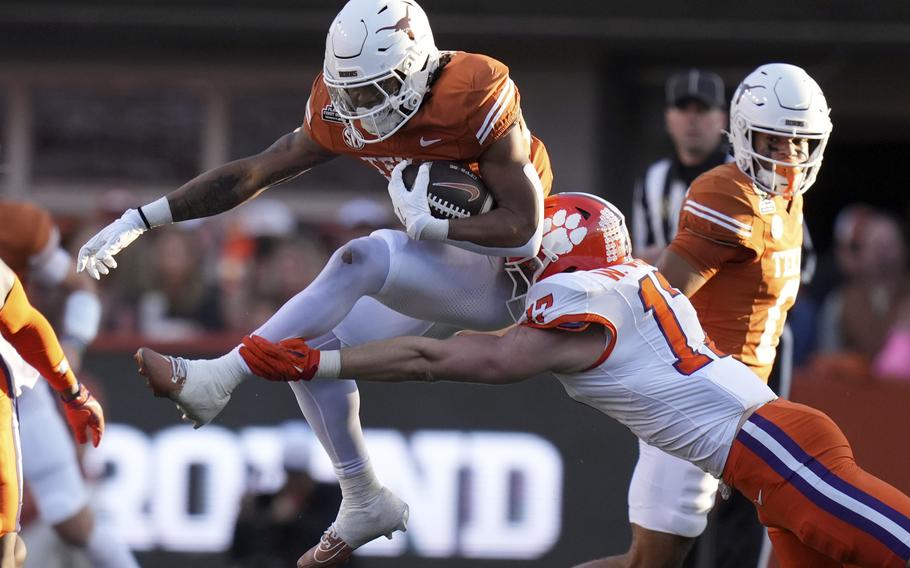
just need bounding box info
[799,204,910,381]
[55,194,396,341]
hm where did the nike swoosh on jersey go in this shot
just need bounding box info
[419,137,442,147]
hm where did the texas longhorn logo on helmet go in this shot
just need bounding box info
[377,5,415,40]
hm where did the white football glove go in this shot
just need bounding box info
[76,209,147,279]
[388,160,446,241]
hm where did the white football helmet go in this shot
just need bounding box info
[323,0,440,144]
[729,63,833,198]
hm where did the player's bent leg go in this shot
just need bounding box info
[135,234,393,426]
[252,234,392,342]
[628,525,695,568]
[725,399,910,568]
[628,441,717,539]
[602,440,716,568]
[293,305,439,567]
[366,229,514,331]
[571,525,695,568]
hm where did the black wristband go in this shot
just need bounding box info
[60,382,83,404]
[137,207,152,230]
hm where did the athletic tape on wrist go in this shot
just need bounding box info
[138,196,173,227]
[418,218,449,241]
[314,350,341,379]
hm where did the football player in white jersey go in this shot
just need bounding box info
[196,193,910,568]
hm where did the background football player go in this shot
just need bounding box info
[0,201,138,568]
[176,193,910,568]
[77,0,553,564]
[599,63,834,568]
[0,256,105,568]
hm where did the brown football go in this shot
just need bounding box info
[401,161,495,219]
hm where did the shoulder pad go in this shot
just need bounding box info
[681,169,760,249]
[522,275,596,331]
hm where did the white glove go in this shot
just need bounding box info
[388,160,447,241]
[76,209,147,279]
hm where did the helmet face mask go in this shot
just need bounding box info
[504,193,632,321]
[323,0,439,144]
[729,63,832,198]
[326,73,409,138]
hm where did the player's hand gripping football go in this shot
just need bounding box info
[61,384,105,447]
[388,160,435,240]
[239,335,321,382]
[77,209,148,279]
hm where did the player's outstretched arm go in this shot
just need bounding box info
[240,323,608,385]
[0,261,104,446]
[77,127,337,279]
[166,127,336,222]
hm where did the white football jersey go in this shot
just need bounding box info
[0,339,39,396]
[521,260,777,476]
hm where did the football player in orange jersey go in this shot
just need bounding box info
[0,256,104,568]
[596,64,834,568]
[0,201,139,568]
[77,0,553,563]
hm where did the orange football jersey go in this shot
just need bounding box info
[304,51,553,196]
[667,163,803,382]
[0,201,55,279]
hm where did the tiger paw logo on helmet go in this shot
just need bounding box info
[542,209,588,255]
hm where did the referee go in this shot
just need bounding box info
[633,69,729,263]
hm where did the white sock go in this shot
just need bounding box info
[338,467,383,507]
[198,346,253,396]
[85,516,140,568]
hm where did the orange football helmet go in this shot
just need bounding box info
[505,192,631,318]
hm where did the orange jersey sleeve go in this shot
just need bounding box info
[456,54,521,151]
[668,164,762,278]
[0,265,76,394]
[0,202,54,278]
[674,164,763,251]
[668,230,754,281]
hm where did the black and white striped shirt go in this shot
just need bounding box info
[632,148,731,250]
